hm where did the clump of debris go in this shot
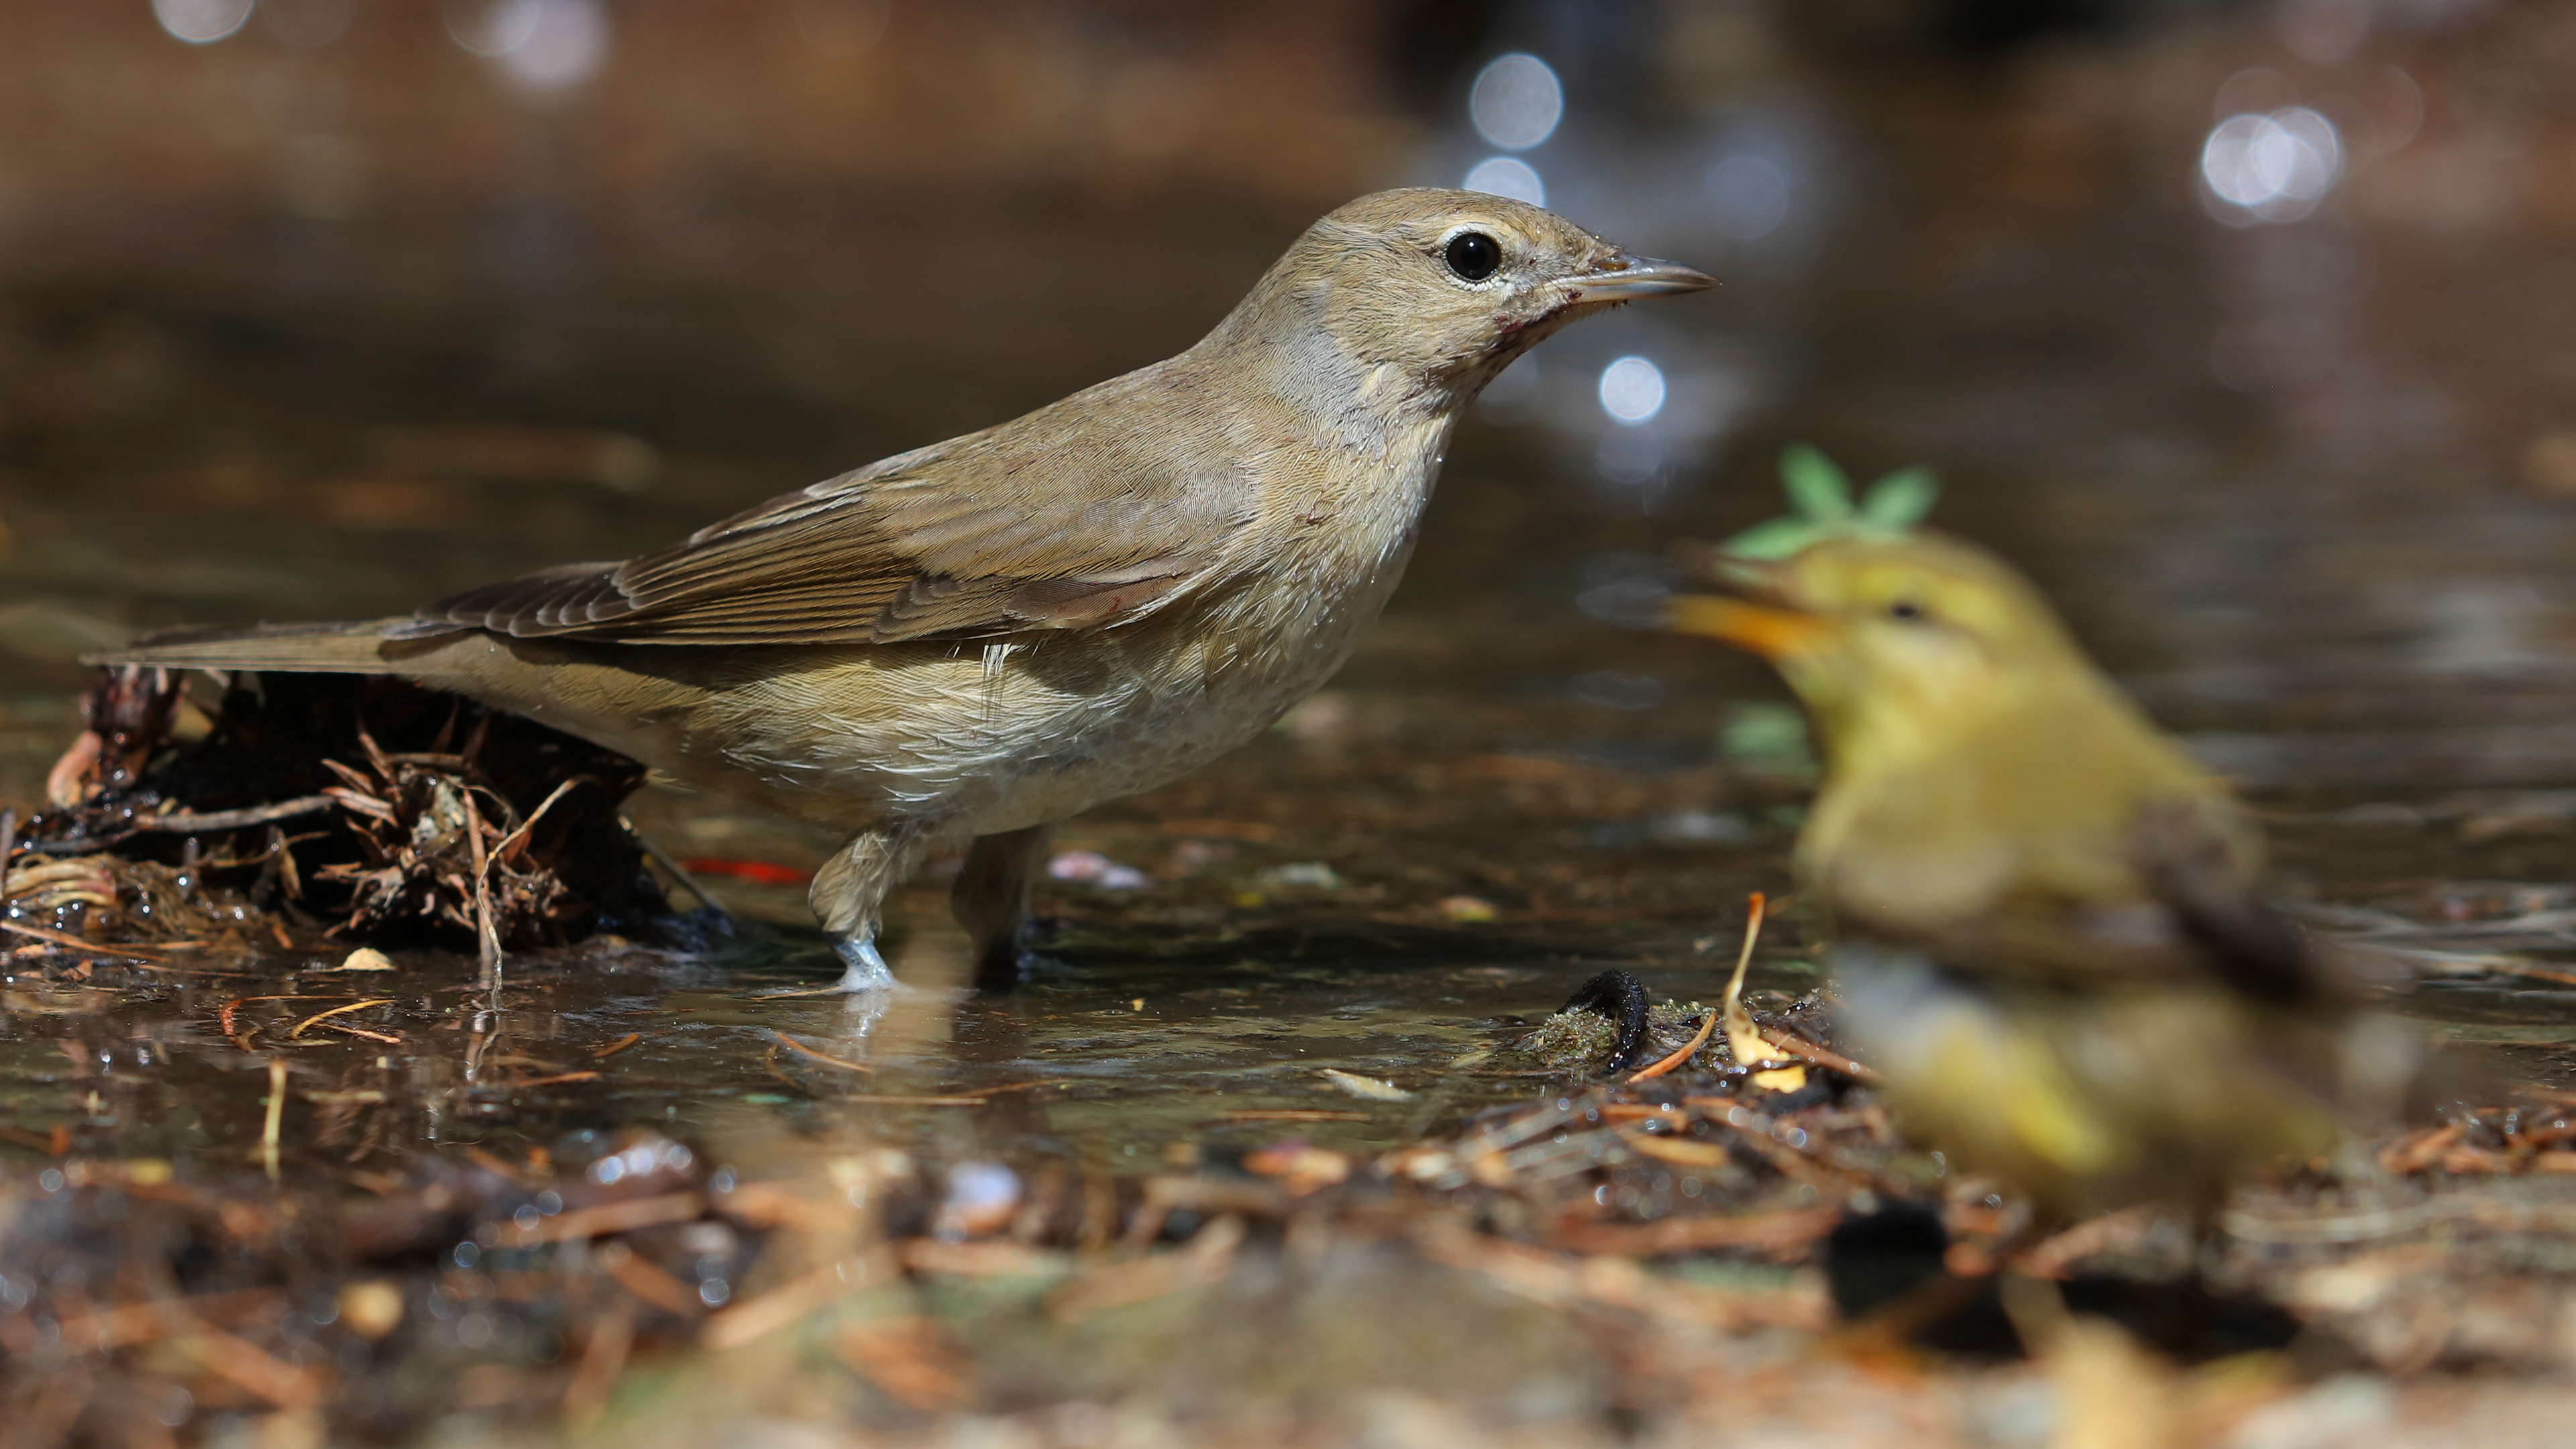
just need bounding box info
[8,666,683,953]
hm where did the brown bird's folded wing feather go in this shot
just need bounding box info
[404,368,1260,647]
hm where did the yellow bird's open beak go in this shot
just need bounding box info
[1668,594,1838,660]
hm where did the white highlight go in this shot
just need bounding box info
[1463,156,1545,207]
[1597,356,1667,425]
[448,0,610,91]
[1468,54,1563,151]
[152,0,252,44]
[2202,108,2342,223]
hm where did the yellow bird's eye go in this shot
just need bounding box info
[1887,599,1927,623]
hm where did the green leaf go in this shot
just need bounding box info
[1859,467,1939,531]
[1778,445,1854,523]
[1719,517,1823,560]
[1715,443,1940,565]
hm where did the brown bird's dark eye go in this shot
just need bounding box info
[1888,600,1927,622]
[1445,232,1501,281]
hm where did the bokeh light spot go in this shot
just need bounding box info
[2201,108,2341,223]
[447,0,610,91]
[1598,356,1666,425]
[1469,54,1563,152]
[445,0,539,55]
[1464,156,1545,207]
[152,0,252,44]
[1707,155,1790,240]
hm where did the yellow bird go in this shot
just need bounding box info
[1674,531,2421,1217]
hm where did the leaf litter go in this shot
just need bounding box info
[6,681,2576,1442]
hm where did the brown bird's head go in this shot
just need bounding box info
[1672,532,2091,773]
[1207,187,1713,408]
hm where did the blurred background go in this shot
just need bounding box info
[5,0,2576,849]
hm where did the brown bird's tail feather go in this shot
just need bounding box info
[86,620,429,675]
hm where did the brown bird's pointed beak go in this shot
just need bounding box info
[1575,252,1717,301]
[1669,594,1835,660]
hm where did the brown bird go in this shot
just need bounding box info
[1674,532,2423,1217]
[101,188,1712,992]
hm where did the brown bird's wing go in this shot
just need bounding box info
[402,366,1261,647]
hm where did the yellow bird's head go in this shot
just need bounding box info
[1671,532,2093,774]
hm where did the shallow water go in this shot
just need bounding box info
[7,5,2576,1440]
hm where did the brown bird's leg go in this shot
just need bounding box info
[953,823,1054,993]
[810,826,929,992]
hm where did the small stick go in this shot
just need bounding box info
[0,1123,62,1154]
[625,818,729,916]
[489,777,582,863]
[769,1030,874,1074]
[562,1311,633,1431]
[261,1058,286,1181]
[1629,893,1768,1083]
[1214,1109,1371,1122]
[498,1071,601,1088]
[287,998,394,1040]
[1717,894,1807,1090]
[1626,1009,1721,1083]
[462,790,502,989]
[127,796,336,834]
[0,918,180,957]
[1761,1032,1880,1082]
[0,808,17,908]
[523,1191,705,1244]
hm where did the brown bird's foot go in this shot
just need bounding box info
[969,932,1069,994]
[806,827,927,994]
[749,936,908,1000]
[1560,969,1654,1073]
[830,934,899,994]
[955,824,1055,994]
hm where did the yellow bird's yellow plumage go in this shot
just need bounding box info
[1676,531,2420,1217]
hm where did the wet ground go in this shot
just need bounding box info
[11,3,2576,1445]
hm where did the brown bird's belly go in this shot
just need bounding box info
[515,561,1409,847]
